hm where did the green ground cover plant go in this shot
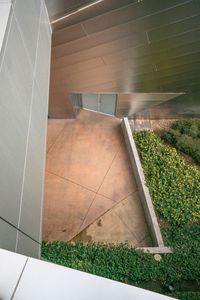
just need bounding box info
[133,131,200,225]
[162,119,200,165]
[167,292,200,300]
[42,225,200,299]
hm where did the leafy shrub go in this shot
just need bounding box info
[162,225,200,283]
[169,292,200,300]
[42,225,200,291]
[172,120,190,134]
[163,119,200,165]
[188,124,199,138]
[163,129,180,145]
[133,131,200,225]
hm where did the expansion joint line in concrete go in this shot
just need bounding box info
[72,190,139,242]
[46,170,138,238]
[77,140,123,232]
[46,122,69,155]
[113,210,140,245]
[46,170,97,194]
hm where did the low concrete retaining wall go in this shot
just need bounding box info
[121,118,171,253]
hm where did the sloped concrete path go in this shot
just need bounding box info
[43,110,151,246]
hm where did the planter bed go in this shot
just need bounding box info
[121,118,169,253]
[133,129,200,226]
[121,118,200,252]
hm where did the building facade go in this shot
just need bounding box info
[0,0,51,258]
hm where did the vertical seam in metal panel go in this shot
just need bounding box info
[38,7,52,256]
[15,1,43,252]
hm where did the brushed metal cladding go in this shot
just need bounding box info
[46,0,135,30]
[116,93,183,118]
[82,1,197,35]
[52,0,135,31]
[48,0,200,119]
[45,0,89,19]
[139,91,200,119]
[52,23,86,46]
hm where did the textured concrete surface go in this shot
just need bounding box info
[46,119,69,152]
[73,192,152,247]
[43,110,151,246]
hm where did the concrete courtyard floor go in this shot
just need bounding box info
[43,110,152,247]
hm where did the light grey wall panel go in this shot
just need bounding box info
[17,1,51,255]
[19,82,47,241]
[42,2,52,40]
[4,15,33,114]
[0,3,11,57]
[0,219,17,252]
[0,15,33,226]
[16,232,40,258]
[35,3,51,113]
[0,0,51,257]
[13,0,41,65]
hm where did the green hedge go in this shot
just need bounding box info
[42,225,200,295]
[162,119,200,165]
[169,292,200,300]
[133,131,200,225]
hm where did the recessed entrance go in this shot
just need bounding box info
[71,92,184,119]
[71,93,117,116]
[82,93,117,116]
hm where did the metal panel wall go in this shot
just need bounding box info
[0,0,51,257]
[48,0,200,119]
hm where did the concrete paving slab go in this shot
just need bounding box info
[73,192,152,247]
[43,172,95,242]
[73,209,139,247]
[114,193,150,243]
[98,143,137,202]
[46,110,122,192]
[43,110,151,245]
[79,194,115,232]
[46,119,69,152]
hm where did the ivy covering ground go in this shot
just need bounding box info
[133,131,200,225]
[166,292,200,300]
[162,119,200,165]
[42,225,200,299]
